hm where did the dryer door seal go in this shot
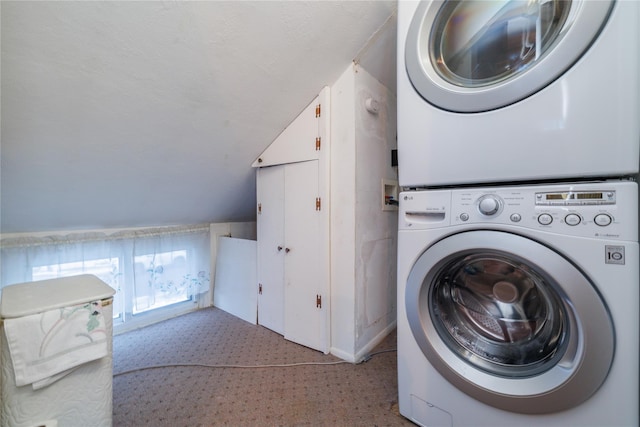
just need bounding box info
[405,230,614,414]
[405,0,614,112]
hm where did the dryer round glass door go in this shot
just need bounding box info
[405,230,614,414]
[405,0,614,112]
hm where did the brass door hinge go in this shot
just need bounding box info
[315,137,321,151]
[316,294,322,308]
[315,197,321,211]
[315,104,321,118]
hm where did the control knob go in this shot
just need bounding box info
[478,195,501,216]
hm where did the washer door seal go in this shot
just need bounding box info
[405,0,614,112]
[405,230,614,414]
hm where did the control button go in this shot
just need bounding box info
[538,213,553,225]
[564,214,581,226]
[594,213,612,226]
[510,213,521,223]
[459,213,470,222]
[478,195,500,216]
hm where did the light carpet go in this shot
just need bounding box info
[112,306,414,426]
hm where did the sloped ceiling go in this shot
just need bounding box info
[0,1,396,234]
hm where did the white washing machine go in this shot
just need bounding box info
[397,0,640,187]
[397,180,639,426]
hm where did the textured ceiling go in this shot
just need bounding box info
[0,1,396,233]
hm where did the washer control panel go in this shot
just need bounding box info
[400,181,638,241]
[452,187,622,236]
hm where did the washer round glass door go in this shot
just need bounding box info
[405,230,614,414]
[405,0,614,112]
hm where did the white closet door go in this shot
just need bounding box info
[256,166,285,334]
[283,160,328,353]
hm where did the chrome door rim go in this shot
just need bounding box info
[405,230,614,414]
[405,0,614,112]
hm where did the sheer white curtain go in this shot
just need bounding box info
[0,225,210,327]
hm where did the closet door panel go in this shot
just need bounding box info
[283,160,327,352]
[256,166,285,334]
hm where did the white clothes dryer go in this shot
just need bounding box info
[397,0,639,187]
[397,180,639,426]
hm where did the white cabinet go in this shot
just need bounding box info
[254,89,330,353]
[329,64,398,362]
[254,67,398,361]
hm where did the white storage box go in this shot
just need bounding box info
[0,275,115,427]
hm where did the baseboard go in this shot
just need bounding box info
[329,347,357,363]
[330,321,397,364]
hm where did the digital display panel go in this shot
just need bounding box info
[577,193,603,199]
[537,191,613,205]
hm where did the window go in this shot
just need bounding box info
[133,250,193,314]
[32,257,123,320]
[1,225,210,331]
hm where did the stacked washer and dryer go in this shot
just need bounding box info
[396,1,639,426]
